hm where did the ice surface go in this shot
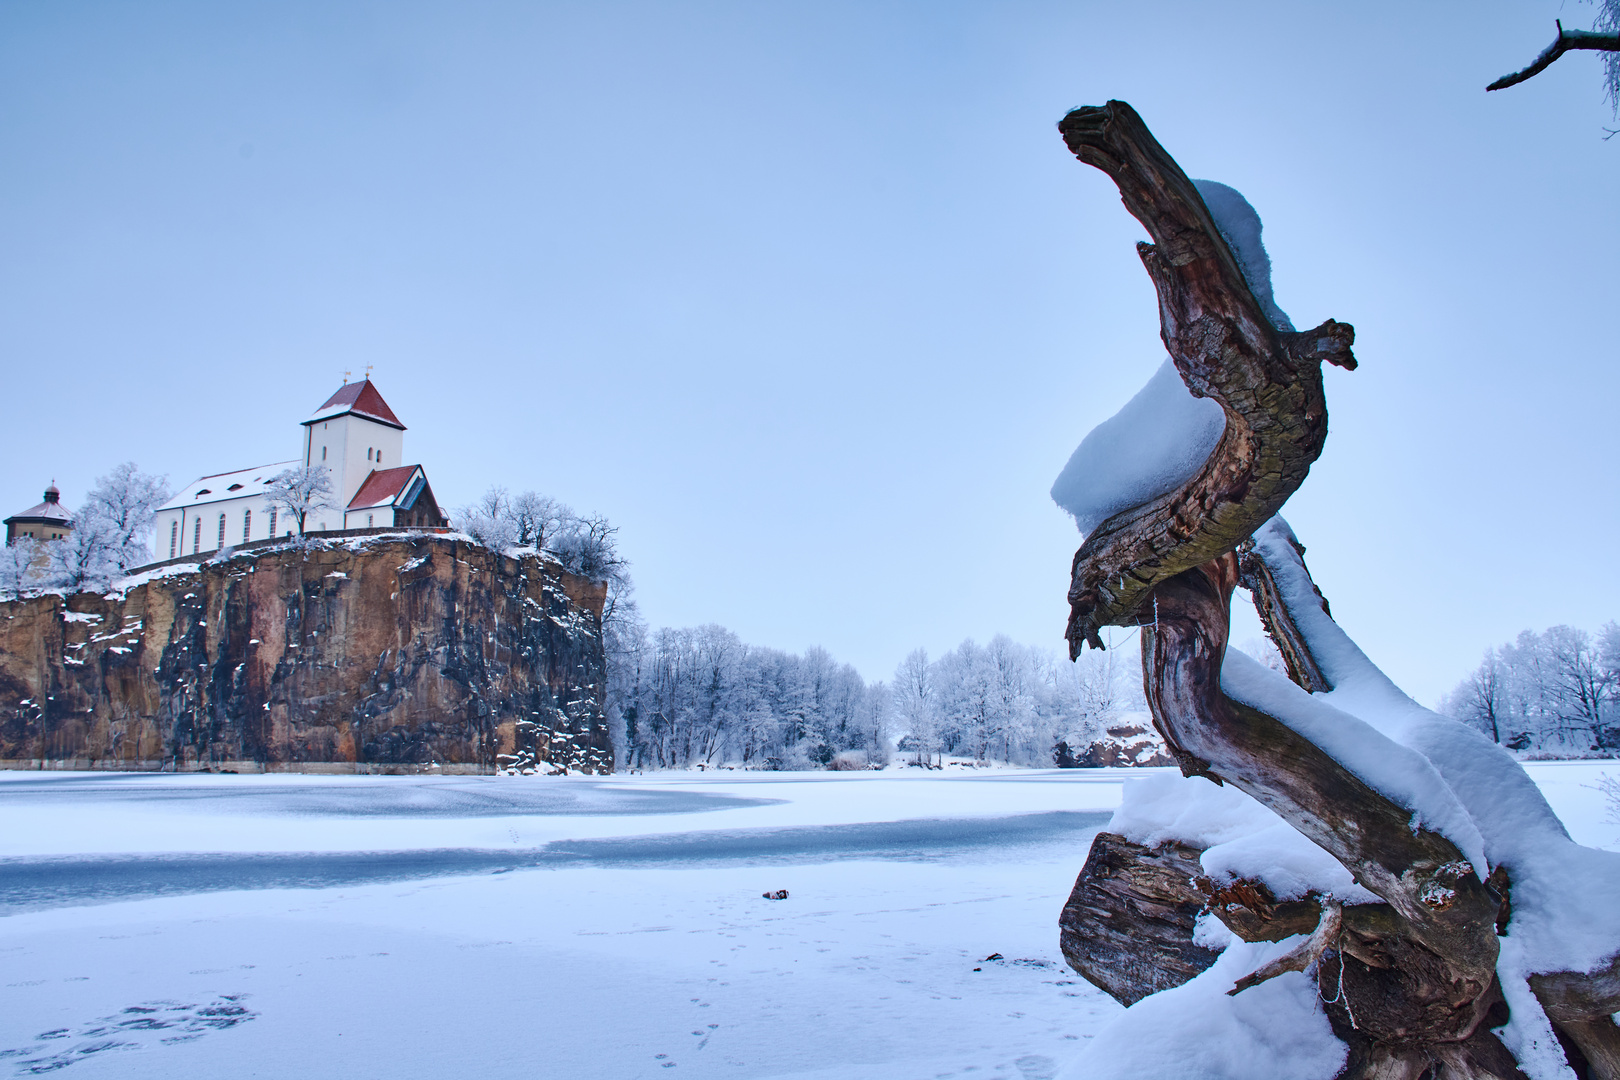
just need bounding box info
[0,769,1134,1080]
[1050,181,1289,537]
[0,765,1610,1080]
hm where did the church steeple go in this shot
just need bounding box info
[300,377,409,523]
[303,377,405,431]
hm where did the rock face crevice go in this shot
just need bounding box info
[0,537,612,774]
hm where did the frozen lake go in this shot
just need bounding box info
[0,764,1613,1079]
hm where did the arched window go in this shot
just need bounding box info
[367,448,373,461]
[193,518,202,555]
[169,520,178,558]
[243,509,252,543]
[217,514,226,549]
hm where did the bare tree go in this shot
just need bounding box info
[550,511,627,582]
[508,491,566,549]
[1443,646,1508,745]
[264,465,336,538]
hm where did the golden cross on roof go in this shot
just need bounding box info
[365,363,374,379]
[342,369,351,384]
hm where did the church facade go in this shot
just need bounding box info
[151,378,447,562]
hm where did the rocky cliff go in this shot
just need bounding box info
[0,536,612,773]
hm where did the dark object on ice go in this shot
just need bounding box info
[762,889,788,900]
[983,953,1004,962]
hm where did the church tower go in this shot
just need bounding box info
[301,377,407,514]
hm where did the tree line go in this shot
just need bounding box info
[1440,622,1620,756]
[453,486,1152,770]
[605,622,1144,771]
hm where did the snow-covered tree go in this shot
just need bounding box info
[0,538,42,599]
[508,490,567,549]
[892,648,938,765]
[80,462,172,574]
[550,511,627,584]
[46,518,120,591]
[264,466,336,538]
[454,487,519,552]
[1442,622,1620,754]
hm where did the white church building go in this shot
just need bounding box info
[151,378,448,562]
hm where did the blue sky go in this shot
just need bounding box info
[3,0,1617,705]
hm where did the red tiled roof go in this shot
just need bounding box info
[305,378,405,430]
[348,466,420,510]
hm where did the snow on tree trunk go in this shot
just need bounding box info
[1052,101,1620,1080]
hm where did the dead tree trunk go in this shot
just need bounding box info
[1055,101,1620,1079]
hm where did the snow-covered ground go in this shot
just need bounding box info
[0,764,1613,1079]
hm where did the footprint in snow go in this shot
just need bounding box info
[1015,1055,1057,1080]
[0,996,257,1075]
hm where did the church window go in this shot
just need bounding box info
[169,521,178,559]
[367,448,373,461]
[193,519,202,555]
[268,507,278,537]
[217,514,226,549]
[367,513,374,527]
[321,446,327,461]
[243,510,252,543]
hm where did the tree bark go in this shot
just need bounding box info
[1056,101,1354,657]
[1058,832,1219,1006]
[1052,101,1590,1077]
[1142,559,1504,1050]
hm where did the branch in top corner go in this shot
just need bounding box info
[1487,21,1620,92]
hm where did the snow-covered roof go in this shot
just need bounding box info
[303,378,405,431]
[157,461,298,512]
[5,488,72,526]
[348,465,425,511]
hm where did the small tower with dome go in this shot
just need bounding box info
[4,483,73,545]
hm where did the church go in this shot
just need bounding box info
[151,377,448,562]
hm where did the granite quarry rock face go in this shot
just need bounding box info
[0,537,611,774]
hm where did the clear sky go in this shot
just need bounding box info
[3,0,1617,707]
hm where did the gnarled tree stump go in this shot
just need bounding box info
[1055,101,1620,1080]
